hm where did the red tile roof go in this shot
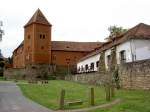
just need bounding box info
[24,9,52,27]
[51,41,102,52]
[101,23,150,51]
[13,41,102,53]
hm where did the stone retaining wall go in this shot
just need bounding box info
[65,72,106,85]
[119,59,150,90]
[4,68,25,79]
[66,59,150,90]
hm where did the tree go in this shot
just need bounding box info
[107,25,127,39]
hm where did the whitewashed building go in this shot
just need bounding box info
[77,50,100,73]
[77,23,150,72]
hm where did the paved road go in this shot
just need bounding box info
[0,81,53,112]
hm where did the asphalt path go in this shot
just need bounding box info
[0,81,53,112]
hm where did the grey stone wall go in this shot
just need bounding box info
[119,59,150,90]
[66,59,150,90]
[4,68,25,79]
[65,72,106,85]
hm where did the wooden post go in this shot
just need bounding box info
[106,85,111,101]
[59,89,65,109]
[90,87,95,106]
[110,85,115,97]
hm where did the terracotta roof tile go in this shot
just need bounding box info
[24,8,51,27]
[51,41,102,52]
[101,23,150,51]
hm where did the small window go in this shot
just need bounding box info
[43,35,45,39]
[120,50,126,63]
[85,64,88,71]
[78,67,80,72]
[66,58,70,64]
[81,66,84,71]
[40,34,42,39]
[28,35,30,39]
[107,55,111,65]
[41,46,44,49]
[90,62,94,70]
[96,61,99,67]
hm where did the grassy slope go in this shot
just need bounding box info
[18,80,107,110]
[18,80,150,111]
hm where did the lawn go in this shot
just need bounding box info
[18,80,150,111]
[90,89,150,112]
[18,80,108,110]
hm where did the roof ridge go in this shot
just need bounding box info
[134,23,144,35]
[24,9,52,27]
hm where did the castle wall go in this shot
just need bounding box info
[51,50,88,66]
[13,46,25,68]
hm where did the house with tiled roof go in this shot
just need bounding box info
[77,23,150,73]
[12,9,102,74]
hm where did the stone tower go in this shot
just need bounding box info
[24,9,52,66]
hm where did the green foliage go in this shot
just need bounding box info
[108,25,127,38]
[48,75,56,80]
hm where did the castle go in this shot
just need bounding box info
[12,9,102,75]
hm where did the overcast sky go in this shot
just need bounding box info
[0,0,150,57]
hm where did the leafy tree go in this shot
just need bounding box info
[108,25,127,39]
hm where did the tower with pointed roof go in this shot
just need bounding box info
[24,9,52,65]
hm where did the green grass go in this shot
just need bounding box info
[0,76,4,80]
[18,80,150,111]
[18,80,108,110]
[90,89,150,112]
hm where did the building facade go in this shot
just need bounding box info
[13,9,102,72]
[77,23,150,72]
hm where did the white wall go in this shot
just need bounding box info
[77,53,100,73]
[116,41,133,64]
[78,39,150,73]
[105,40,133,68]
[132,39,150,61]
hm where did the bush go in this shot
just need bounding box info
[48,75,56,80]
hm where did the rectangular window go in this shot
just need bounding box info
[85,64,88,71]
[120,50,126,63]
[90,62,94,70]
[107,55,111,65]
[96,61,99,67]
[81,66,84,72]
